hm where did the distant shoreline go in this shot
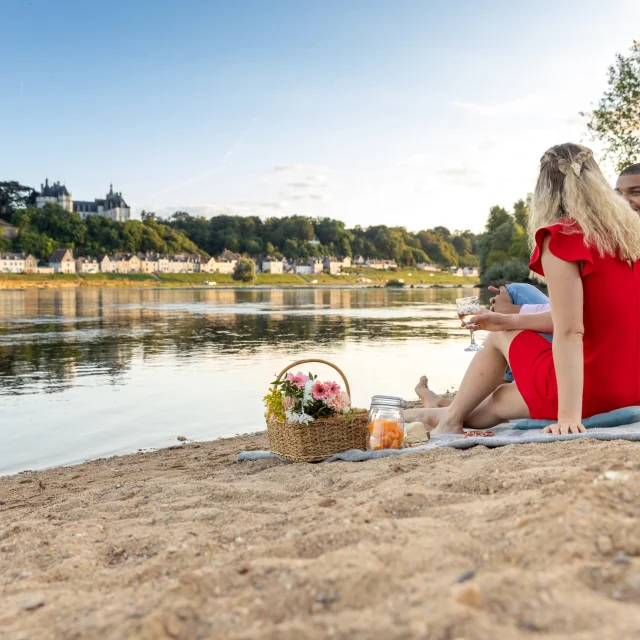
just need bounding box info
[0,272,480,290]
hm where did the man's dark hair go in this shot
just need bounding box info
[620,163,640,176]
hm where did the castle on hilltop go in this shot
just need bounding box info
[36,179,131,222]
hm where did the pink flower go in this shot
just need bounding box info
[286,371,310,387]
[311,381,333,400]
[325,381,341,398]
[327,391,351,413]
[283,396,295,411]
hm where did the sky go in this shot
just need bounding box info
[1,0,639,233]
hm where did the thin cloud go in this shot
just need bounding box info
[452,94,548,117]
[142,118,256,202]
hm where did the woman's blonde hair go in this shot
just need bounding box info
[529,142,640,260]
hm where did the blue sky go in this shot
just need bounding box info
[2,0,639,232]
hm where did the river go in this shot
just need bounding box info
[0,286,482,475]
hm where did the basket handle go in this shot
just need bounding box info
[274,359,351,398]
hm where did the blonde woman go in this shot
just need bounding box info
[405,143,640,435]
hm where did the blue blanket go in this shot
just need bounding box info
[237,422,640,463]
[512,406,640,430]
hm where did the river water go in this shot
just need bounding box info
[0,286,482,475]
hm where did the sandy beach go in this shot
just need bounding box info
[1,432,639,639]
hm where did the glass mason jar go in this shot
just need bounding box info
[368,395,405,451]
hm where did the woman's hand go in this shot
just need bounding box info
[542,420,586,435]
[464,309,513,332]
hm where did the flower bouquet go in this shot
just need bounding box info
[263,359,368,462]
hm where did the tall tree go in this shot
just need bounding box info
[0,182,35,217]
[582,41,640,172]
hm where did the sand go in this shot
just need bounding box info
[1,433,639,639]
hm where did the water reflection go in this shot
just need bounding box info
[0,287,477,396]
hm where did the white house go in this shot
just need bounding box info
[196,257,218,273]
[76,257,100,274]
[366,259,397,270]
[215,250,240,274]
[416,262,439,272]
[463,267,479,277]
[294,262,313,275]
[341,256,352,269]
[322,257,342,275]
[49,249,76,274]
[308,258,323,274]
[354,255,366,266]
[261,258,284,274]
[0,253,38,273]
[99,255,115,273]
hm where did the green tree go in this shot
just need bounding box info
[0,182,35,217]
[233,258,256,283]
[582,41,640,172]
[16,230,55,260]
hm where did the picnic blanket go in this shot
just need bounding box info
[237,422,640,463]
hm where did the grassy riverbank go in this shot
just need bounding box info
[0,270,479,289]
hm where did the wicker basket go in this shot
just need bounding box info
[266,359,368,462]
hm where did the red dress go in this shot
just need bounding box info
[509,221,640,419]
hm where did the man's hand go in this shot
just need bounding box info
[542,420,586,435]
[488,286,521,314]
[463,309,513,332]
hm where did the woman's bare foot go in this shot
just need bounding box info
[430,416,464,435]
[414,376,452,409]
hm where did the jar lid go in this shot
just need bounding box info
[370,395,405,408]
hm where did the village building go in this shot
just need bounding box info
[354,255,366,266]
[308,258,323,274]
[49,249,76,274]
[98,255,114,273]
[138,254,160,274]
[341,256,352,269]
[196,257,218,273]
[294,261,313,275]
[0,253,38,273]
[261,257,284,274]
[113,254,141,273]
[366,259,397,270]
[214,250,241,274]
[76,257,100,274]
[416,262,439,272]
[322,257,342,275]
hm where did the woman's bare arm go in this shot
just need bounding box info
[540,235,586,434]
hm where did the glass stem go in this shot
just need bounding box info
[469,327,477,347]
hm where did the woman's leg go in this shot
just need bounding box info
[405,382,529,431]
[431,330,529,434]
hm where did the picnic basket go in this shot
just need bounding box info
[266,359,368,462]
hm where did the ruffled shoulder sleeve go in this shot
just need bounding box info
[529,221,595,277]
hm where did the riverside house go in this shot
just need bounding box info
[49,249,76,274]
[322,257,343,275]
[76,257,100,274]
[261,257,285,274]
[113,254,141,273]
[214,250,240,274]
[0,253,38,273]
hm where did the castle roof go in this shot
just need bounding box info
[40,179,70,198]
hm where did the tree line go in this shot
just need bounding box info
[0,180,534,282]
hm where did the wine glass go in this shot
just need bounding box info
[456,296,483,352]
